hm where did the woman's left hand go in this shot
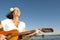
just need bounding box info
[35,29,41,35]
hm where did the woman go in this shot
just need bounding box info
[0,7,40,40]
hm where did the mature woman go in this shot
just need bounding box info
[0,7,40,40]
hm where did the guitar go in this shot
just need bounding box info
[0,28,53,40]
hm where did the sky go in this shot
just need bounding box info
[0,0,60,35]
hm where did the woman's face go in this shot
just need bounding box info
[13,8,20,17]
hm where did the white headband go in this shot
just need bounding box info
[10,8,14,11]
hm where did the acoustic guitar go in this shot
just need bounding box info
[0,28,53,40]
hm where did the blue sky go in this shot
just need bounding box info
[0,0,60,34]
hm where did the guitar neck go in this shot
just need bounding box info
[19,28,53,36]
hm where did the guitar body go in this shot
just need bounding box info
[0,30,19,40]
[8,36,18,40]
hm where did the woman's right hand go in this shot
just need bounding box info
[0,34,6,40]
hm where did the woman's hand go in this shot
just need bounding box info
[35,29,41,35]
[0,34,6,40]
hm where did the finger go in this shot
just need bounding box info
[3,39,7,40]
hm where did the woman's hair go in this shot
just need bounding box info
[6,11,14,19]
[6,7,20,19]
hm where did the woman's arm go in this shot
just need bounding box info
[22,27,26,32]
[0,21,6,40]
[0,21,3,30]
[24,29,41,37]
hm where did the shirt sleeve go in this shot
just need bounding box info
[18,21,26,32]
[1,19,9,31]
[1,20,6,31]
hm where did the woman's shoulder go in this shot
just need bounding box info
[19,21,26,27]
[20,21,25,25]
[2,19,11,22]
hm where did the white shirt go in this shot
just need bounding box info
[1,19,26,32]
